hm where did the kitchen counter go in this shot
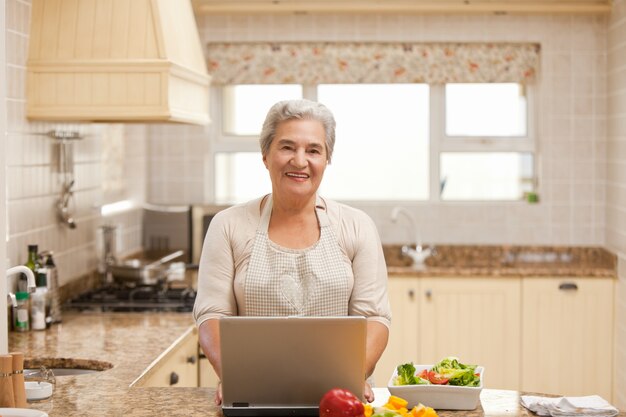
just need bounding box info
[384,245,616,278]
[8,312,624,416]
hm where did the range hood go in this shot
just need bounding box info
[26,0,210,125]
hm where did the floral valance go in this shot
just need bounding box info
[206,42,540,85]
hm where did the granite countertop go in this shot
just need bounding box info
[8,312,624,417]
[384,245,616,278]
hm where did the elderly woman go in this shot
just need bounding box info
[193,99,391,404]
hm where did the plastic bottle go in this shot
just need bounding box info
[19,245,39,293]
[14,293,29,332]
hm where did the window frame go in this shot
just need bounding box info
[209,83,537,203]
[430,84,537,202]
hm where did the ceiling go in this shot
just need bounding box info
[192,0,612,15]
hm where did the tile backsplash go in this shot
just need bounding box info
[4,0,147,289]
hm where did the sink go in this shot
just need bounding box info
[27,368,100,376]
[24,357,113,377]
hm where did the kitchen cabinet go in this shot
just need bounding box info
[419,277,521,390]
[378,276,520,390]
[521,277,614,399]
[141,327,200,387]
[372,277,419,386]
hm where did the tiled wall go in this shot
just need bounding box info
[3,0,147,289]
[608,0,626,409]
[1,0,8,345]
[147,123,210,205]
[172,12,608,246]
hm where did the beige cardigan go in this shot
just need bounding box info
[193,195,391,329]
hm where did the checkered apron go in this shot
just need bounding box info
[244,195,351,316]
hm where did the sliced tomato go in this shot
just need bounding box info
[427,370,449,385]
[418,369,429,379]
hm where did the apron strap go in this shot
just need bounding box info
[259,194,273,232]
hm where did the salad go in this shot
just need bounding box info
[392,357,481,387]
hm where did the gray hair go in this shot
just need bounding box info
[259,99,336,163]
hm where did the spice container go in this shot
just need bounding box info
[0,354,15,407]
[10,352,27,408]
[30,286,47,331]
[14,292,30,332]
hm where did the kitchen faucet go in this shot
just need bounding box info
[2,266,37,354]
[390,207,432,266]
[5,266,36,293]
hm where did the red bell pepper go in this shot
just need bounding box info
[319,388,365,417]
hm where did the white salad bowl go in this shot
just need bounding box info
[387,364,484,410]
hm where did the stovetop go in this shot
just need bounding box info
[66,283,196,313]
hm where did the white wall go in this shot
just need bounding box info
[607,0,626,409]
[149,12,609,247]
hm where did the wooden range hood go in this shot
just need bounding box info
[27,0,210,125]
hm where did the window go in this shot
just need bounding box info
[317,84,429,200]
[221,85,303,135]
[436,83,535,201]
[211,83,534,203]
[440,152,534,201]
[445,83,527,137]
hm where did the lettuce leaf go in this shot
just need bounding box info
[431,356,481,387]
[392,363,430,386]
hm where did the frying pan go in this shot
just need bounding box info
[109,250,185,285]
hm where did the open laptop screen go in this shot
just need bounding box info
[219,316,367,417]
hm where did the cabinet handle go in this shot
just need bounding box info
[425,289,432,299]
[187,355,197,364]
[408,289,415,299]
[558,282,578,291]
[170,372,179,386]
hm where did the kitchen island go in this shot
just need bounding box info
[8,312,624,417]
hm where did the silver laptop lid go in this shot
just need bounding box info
[219,316,366,410]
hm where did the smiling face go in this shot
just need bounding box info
[263,118,328,205]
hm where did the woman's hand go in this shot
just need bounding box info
[363,380,374,403]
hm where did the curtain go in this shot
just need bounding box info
[206,42,540,85]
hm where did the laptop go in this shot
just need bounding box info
[219,316,367,417]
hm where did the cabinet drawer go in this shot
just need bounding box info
[141,327,199,388]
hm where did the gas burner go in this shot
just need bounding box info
[66,283,196,313]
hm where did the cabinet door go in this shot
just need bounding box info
[143,329,199,387]
[419,277,521,390]
[372,277,419,387]
[521,277,613,400]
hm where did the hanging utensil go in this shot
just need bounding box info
[57,138,77,229]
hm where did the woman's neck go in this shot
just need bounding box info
[266,193,320,249]
[270,192,317,217]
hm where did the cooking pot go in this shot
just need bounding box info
[109,250,185,285]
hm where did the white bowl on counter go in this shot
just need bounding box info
[25,381,54,401]
[387,365,484,410]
